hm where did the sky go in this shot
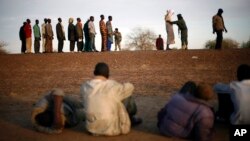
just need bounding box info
[0,0,250,53]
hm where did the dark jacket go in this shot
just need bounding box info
[68,23,76,41]
[19,25,26,40]
[158,93,214,141]
[56,23,65,40]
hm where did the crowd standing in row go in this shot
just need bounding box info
[19,15,122,54]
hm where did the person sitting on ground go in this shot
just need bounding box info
[31,88,84,134]
[157,82,215,141]
[214,64,250,125]
[80,62,142,136]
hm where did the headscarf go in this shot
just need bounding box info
[165,9,174,22]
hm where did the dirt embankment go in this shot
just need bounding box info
[0,49,250,141]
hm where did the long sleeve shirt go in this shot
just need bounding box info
[33,24,41,38]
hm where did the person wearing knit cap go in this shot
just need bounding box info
[212,8,228,49]
[165,9,175,50]
[31,88,84,134]
[157,82,215,141]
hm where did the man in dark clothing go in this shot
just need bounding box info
[19,22,26,53]
[169,14,188,50]
[212,8,228,49]
[68,18,76,52]
[83,19,91,52]
[56,18,66,53]
[156,35,164,50]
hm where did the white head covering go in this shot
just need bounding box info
[165,9,174,21]
[69,18,74,24]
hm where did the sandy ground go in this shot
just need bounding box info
[0,49,250,141]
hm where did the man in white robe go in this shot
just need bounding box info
[80,62,142,136]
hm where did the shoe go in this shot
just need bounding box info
[131,117,142,126]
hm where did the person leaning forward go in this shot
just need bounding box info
[80,62,142,136]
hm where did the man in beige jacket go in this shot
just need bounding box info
[80,62,142,136]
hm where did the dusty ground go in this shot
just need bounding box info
[0,49,250,141]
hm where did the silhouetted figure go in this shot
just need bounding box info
[156,35,164,50]
[19,22,26,53]
[56,18,66,53]
[170,14,188,50]
[212,8,227,49]
[83,19,91,52]
[68,18,76,52]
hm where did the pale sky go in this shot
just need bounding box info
[0,0,250,53]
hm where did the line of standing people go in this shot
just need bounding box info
[19,15,123,54]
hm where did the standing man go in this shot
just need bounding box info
[169,14,188,50]
[24,19,32,53]
[114,28,122,51]
[106,16,113,51]
[41,18,48,53]
[76,18,84,52]
[88,16,98,52]
[19,22,26,54]
[83,19,90,52]
[68,18,76,52]
[45,18,54,53]
[213,8,228,49]
[99,15,107,52]
[56,18,66,53]
[156,35,164,50]
[33,19,41,53]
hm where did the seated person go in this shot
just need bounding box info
[214,64,250,125]
[157,82,215,141]
[80,62,142,136]
[31,88,84,134]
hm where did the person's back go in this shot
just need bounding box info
[158,83,214,141]
[214,64,250,125]
[80,62,136,136]
[229,64,250,124]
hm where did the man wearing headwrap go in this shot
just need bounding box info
[31,88,84,134]
[212,8,228,49]
[165,9,175,50]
